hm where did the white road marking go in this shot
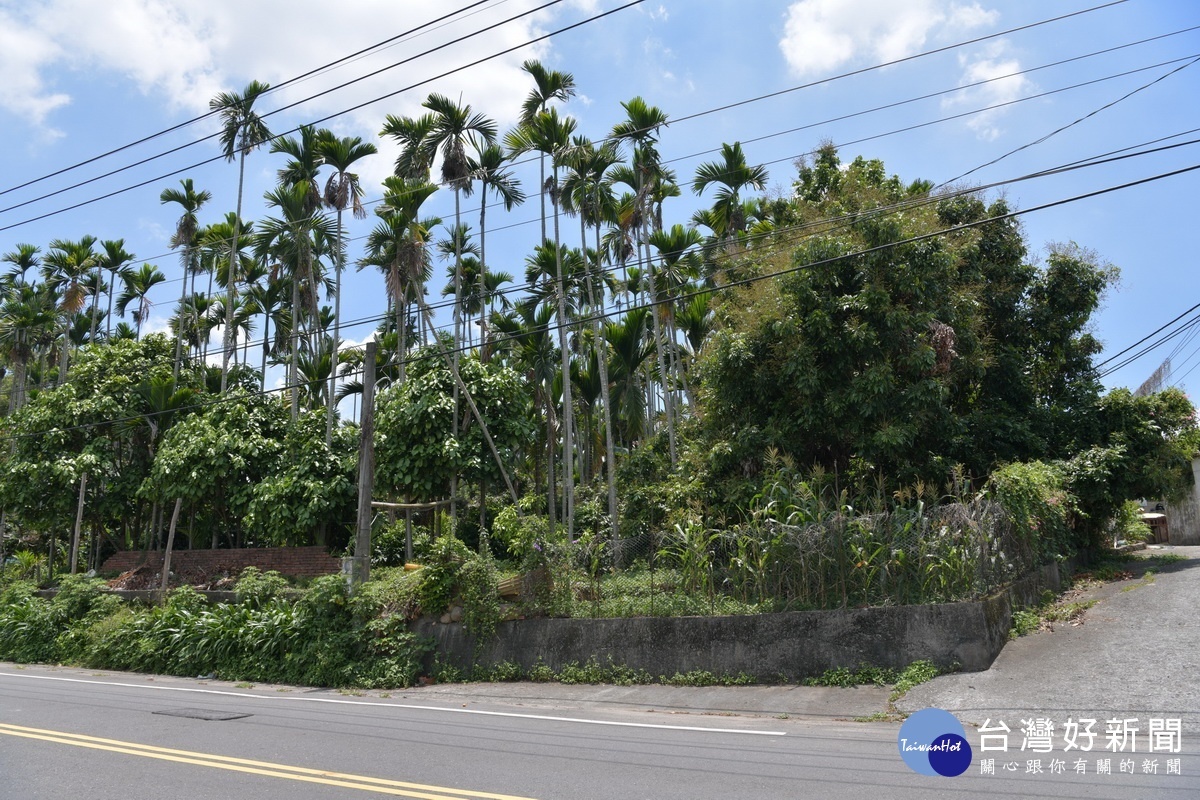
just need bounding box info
[0,670,786,736]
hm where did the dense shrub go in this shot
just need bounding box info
[0,573,431,689]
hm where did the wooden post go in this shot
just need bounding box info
[159,498,183,602]
[351,340,377,588]
[70,472,87,574]
[405,509,413,563]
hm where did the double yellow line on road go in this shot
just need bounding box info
[0,722,536,799]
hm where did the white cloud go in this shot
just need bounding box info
[0,0,558,141]
[141,314,172,337]
[942,41,1032,140]
[778,0,998,76]
[0,9,69,136]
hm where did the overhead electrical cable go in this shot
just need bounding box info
[1099,317,1200,378]
[0,0,1135,232]
[71,127,1200,352]
[666,23,1200,168]
[1095,301,1200,369]
[0,0,580,221]
[939,54,1200,187]
[0,0,502,199]
[669,0,1133,129]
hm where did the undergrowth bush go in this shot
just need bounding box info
[0,572,431,689]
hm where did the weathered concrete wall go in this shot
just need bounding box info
[100,546,341,578]
[1166,458,1200,545]
[415,563,1063,681]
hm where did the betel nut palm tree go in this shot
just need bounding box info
[418,92,497,520]
[116,263,166,341]
[506,107,580,538]
[610,96,677,465]
[470,143,524,361]
[161,178,212,377]
[691,141,768,250]
[210,79,272,392]
[316,132,377,443]
[520,60,576,242]
[41,236,98,384]
[96,239,135,342]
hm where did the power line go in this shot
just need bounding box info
[1095,301,1200,369]
[57,128,1200,364]
[0,0,1136,235]
[0,0,580,222]
[0,0,502,199]
[939,55,1200,187]
[665,24,1200,169]
[669,0,1133,128]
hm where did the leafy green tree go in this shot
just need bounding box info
[0,336,185,554]
[374,350,533,503]
[244,412,356,547]
[143,389,287,548]
[1063,387,1197,546]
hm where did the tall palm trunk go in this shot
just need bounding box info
[591,213,619,547]
[203,267,215,366]
[57,321,70,385]
[172,267,188,379]
[261,305,271,383]
[545,386,557,529]
[643,198,676,465]
[290,273,301,420]
[222,151,247,393]
[327,207,345,444]
[551,170,574,540]
[88,275,101,345]
[479,193,490,360]
[451,188,462,521]
[396,291,407,385]
[106,267,118,340]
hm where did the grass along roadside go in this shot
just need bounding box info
[1009,551,1188,640]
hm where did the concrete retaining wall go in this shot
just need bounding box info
[415,562,1064,681]
[1166,458,1200,545]
[100,546,341,578]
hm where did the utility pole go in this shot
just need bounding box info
[349,340,377,589]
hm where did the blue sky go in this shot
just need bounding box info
[1,0,1197,404]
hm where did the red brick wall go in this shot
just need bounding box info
[100,546,341,578]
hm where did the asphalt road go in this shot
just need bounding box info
[899,545,1200,734]
[0,546,1197,798]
